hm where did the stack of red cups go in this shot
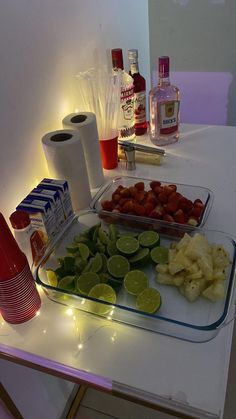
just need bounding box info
[0,212,41,324]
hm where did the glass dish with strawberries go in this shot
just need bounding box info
[90,176,214,231]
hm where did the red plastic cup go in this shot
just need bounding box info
[99,136,118,170]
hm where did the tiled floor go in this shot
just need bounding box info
[75,323,236,419]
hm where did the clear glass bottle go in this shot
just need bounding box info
[128,49,147,136]
[111,48,135,141]
[149,56,180,146]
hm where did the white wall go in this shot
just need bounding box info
[0,1,149,417]
[149,0,236,126]
[0,0,150,220]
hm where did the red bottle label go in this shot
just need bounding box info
[134,91,146,124]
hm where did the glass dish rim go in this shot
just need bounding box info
[35,212,236,333]
[89,175,214,228]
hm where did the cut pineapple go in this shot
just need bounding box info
[202,281,225,302]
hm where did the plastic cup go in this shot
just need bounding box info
[99,136,118,170]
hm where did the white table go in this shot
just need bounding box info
[1,124,236,419]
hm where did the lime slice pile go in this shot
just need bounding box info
[129,248,150,267]
[124,270,148,296]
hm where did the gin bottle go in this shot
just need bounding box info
[111,48,135,141]
[149,56,180,146]
[128,49,147,136]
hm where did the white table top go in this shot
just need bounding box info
[1,123,236,419]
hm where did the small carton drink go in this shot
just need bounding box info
[39,179,73,219]
[30,188,65,230]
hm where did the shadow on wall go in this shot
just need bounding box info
[152,70,233,126]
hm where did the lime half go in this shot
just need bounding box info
[46,269,58,287]
[124,270,148,296]
[136,288,162,314]
[116,236,139,256]
[150,246,169,264]
[129,248,150,267]
[88,284,116,315]
[58,275,75,291]
[138,231,160,248]
[107,255,130,279]
[76,272,100,295]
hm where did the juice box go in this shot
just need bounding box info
[31,187,65,229]
[39,179,73,219]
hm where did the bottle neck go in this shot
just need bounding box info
[129,61,139,75]
[158,75,170,86]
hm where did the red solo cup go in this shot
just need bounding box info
[99,136,118,170]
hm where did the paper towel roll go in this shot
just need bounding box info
[62,112,104,189]
[42,129,92,212]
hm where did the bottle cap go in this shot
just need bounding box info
[159,56,169,78]
[111,48,124,70]
[10,210,31,229]
[128,49,138,61]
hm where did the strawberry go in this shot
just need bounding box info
[150,180,161,190]
[120,188,131,198]
[134,203,146,216]
[135,181,145,191]
[111,193,121,203]
[153,185,164,195]
[174,209,185,224]
[144,202,155,215]
[122,200,135,213]
[101,200,114,211]
[165,201,179,214]
[158,192,168,204]
[149,209,163,219]
[163,214,175,222]
[129,186,138,197]
[190,206,203,218]
[163,185,174,196]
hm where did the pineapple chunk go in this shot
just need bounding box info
[212,269,227,281]
[197,254,213,281]
[211,244,230,269]
[182,278,202,302]
[202,281,225,302]
[156,273,175,285]
[156,264,169,274]
[173,273,186,287]
[184,233,211,260]
[176,233,191,251]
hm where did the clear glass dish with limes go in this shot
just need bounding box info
[35,211,236,343]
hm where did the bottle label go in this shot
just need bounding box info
[119,85,135,139]
[159,100,179,135]
[134,91,146,124]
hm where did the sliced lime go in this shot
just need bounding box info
[107,255,130,279]
[107,241,119,257]
[150,246,169,264]
[124,270,148,296]
[100,253,108,272]
[138,231,160,248]
[136,288,162,314]
[88,284,116,315]
[82,258,93,273]
[66,244,79,254]
[74,256,87,274]
[109,224,118,241]
[116,236,139,256]
[129,248,150,267]
[76,272,100,295]
[90,252,103,273]
[58,275,75,291]
[77,243,90,260]
[99,272,110,283]
[46,269,58,287]
[98,227,110,245]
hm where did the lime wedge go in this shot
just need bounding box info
[77,243,90,260]
[129,248,150,267]
[100,253,108,272]
[124,270,148,296]
[88,284,116,315]
[116,236,139,256]
[138,231,160,248]
[150,246,169,264]
[136,288,162,314]
[107,255,130,279]
[107,241,119,257]
[58,275,75,291]
[76,272,100,295]
[66,244,79,254]
[90,252,103,273]
[46,269,58,287]
[98,227,109,245]
[75,256,87,274]
[108,224,118,241]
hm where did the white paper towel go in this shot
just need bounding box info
[42,129,92,212]
[62,112,104,189]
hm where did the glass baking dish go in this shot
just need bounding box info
[90,175,214,229]
[35,211,236,343]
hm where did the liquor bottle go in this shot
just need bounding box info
[111,48,135,141]
[149,56,180,146]
[128,49,147,136]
